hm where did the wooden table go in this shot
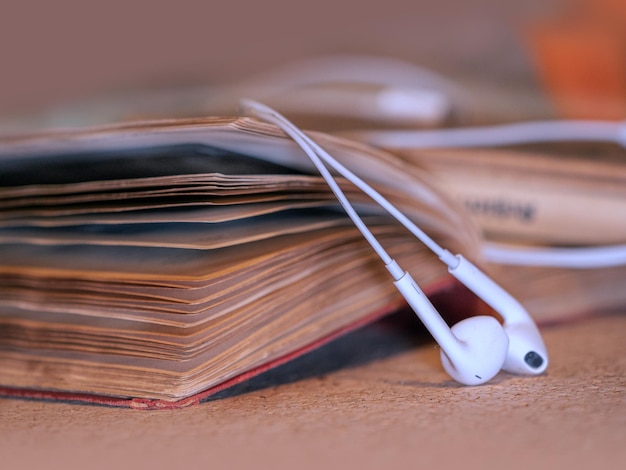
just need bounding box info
[1,313,623,470]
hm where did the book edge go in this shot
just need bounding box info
[0,278,458,410]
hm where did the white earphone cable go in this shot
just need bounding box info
[241,99,459,269]
[242,100,458,267]
[354,120,626,149]
[483,242,626,269]
[241,100,400,274]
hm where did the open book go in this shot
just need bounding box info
[0,117,483,408]
[0,117,624,408]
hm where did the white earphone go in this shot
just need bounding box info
[242,99,548,386]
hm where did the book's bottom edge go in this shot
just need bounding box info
[0,278,462,410]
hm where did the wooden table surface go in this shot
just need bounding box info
[1,313,624,470]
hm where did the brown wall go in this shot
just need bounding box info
[0,0,553,115]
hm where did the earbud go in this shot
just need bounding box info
[392,258,548,385]
[447,254,548,377]
[392,266,509,385]
[442,316,509,386]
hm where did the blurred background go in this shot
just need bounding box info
[0,0,624,129]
